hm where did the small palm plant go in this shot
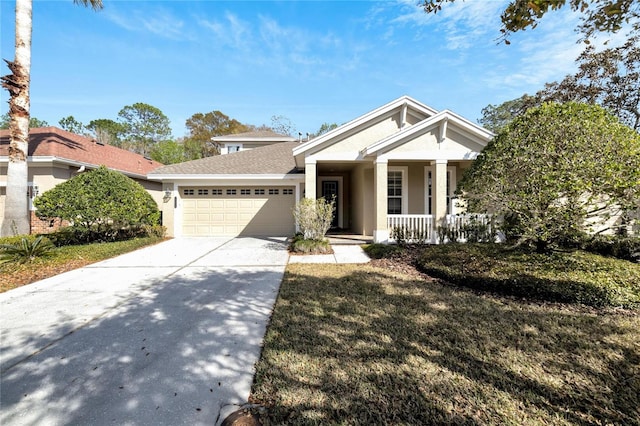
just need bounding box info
[0,236,55,264]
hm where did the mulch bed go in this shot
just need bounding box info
[368,245,436,281]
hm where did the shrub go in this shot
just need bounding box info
[47,224,166,246]
[0,236,55,264]
[293,197,335,241]
[33,166,160,240]
[416,244,640,308]
[582,235,640,263]
[363,243,403,259]
[289,233,332,254]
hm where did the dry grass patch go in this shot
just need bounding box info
[251,264,640,425]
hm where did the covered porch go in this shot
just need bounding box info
[292,96,494,243]
[305,159,480,243]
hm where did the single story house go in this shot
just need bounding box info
[150,96,494,243]
[0,127,164,234]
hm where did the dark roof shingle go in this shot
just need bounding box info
[0,127,163,176]
[150,141,301,175]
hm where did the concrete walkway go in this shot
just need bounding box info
[0,237,289,426]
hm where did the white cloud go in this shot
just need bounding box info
[104,6,189,41]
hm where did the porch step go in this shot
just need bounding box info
[326,234,374,245]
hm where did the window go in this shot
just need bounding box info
[240,189,251,195]
[197,189,208,195]
[212,189,222,195]
[426,167,456,215]
[226,189,237,195]
[387,171,403,214]
[269,188,279,195]
[254,189,265,195]
[226,144,241,153]
[183,189,194,196]
[282,188,293,195]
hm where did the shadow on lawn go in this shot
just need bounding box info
[251,266,640,425]
[1,266,282,426]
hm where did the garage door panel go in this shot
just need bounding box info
[182,186,295,236]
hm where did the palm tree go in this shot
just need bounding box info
[1,0,102,237]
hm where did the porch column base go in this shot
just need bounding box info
[373,229,390,244]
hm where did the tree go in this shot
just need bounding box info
[480,36,640,132]
[315,122,339,137]
[537,35,640,130]
[270,115,296,136]
[1,0,102,237]
[184,110,249,158]
[58,115,86,134]
[478,95,536,133]
[34,166,160,234]
[149,139,185,164]
[459,102,640,253]
[1,113,49,129]
[423,0,640,42]
[86,118,125,146]
[117,102,172,157]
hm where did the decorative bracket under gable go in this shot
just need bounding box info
[439,117,448,146]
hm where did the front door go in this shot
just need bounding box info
[321,180,339,228]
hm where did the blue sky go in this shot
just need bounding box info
[0,0,625,138]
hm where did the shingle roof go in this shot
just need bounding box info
[150,141,301,176]
[0,127,163,176]
[212,130,294,140]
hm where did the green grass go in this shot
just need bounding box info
[250,263,640,425]
[415,244,640,308]
[0,236,164,292]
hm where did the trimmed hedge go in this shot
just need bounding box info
[415,244,640,309]
[581,235,640,263]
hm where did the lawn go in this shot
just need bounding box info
[0,236,164,293]
[250,262,640,425]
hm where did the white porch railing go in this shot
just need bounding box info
[387,214,435,243]
[388,213,498,243]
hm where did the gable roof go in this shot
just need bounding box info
[0,127,163,178]
[149,141,302,178]
[363,109,494,157]
[293,95,438,158]
[212,130,296,142]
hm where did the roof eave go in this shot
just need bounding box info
[292,95,438,157]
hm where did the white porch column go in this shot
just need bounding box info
[433,159,448,226]
[373,159,389,243]
[305,160,317,199]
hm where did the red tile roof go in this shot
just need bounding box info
[0,127,163,177]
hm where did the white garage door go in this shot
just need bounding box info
[181,186,296,237]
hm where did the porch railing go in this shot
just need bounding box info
[388,213,498,243]
[387,214,435,243]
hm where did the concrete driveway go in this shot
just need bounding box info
[0,237,289,426]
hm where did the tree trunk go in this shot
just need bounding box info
[1,0,32,236]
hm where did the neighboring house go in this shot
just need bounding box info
[213,130,296,155]
[150,96,493,242]
[0,127,164,234]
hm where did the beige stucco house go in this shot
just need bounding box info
[149,96,494,242]
[0,127,163,234]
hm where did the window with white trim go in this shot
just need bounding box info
[426,167,456,215]
[226,144,241,153]
[387,171,403,215]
